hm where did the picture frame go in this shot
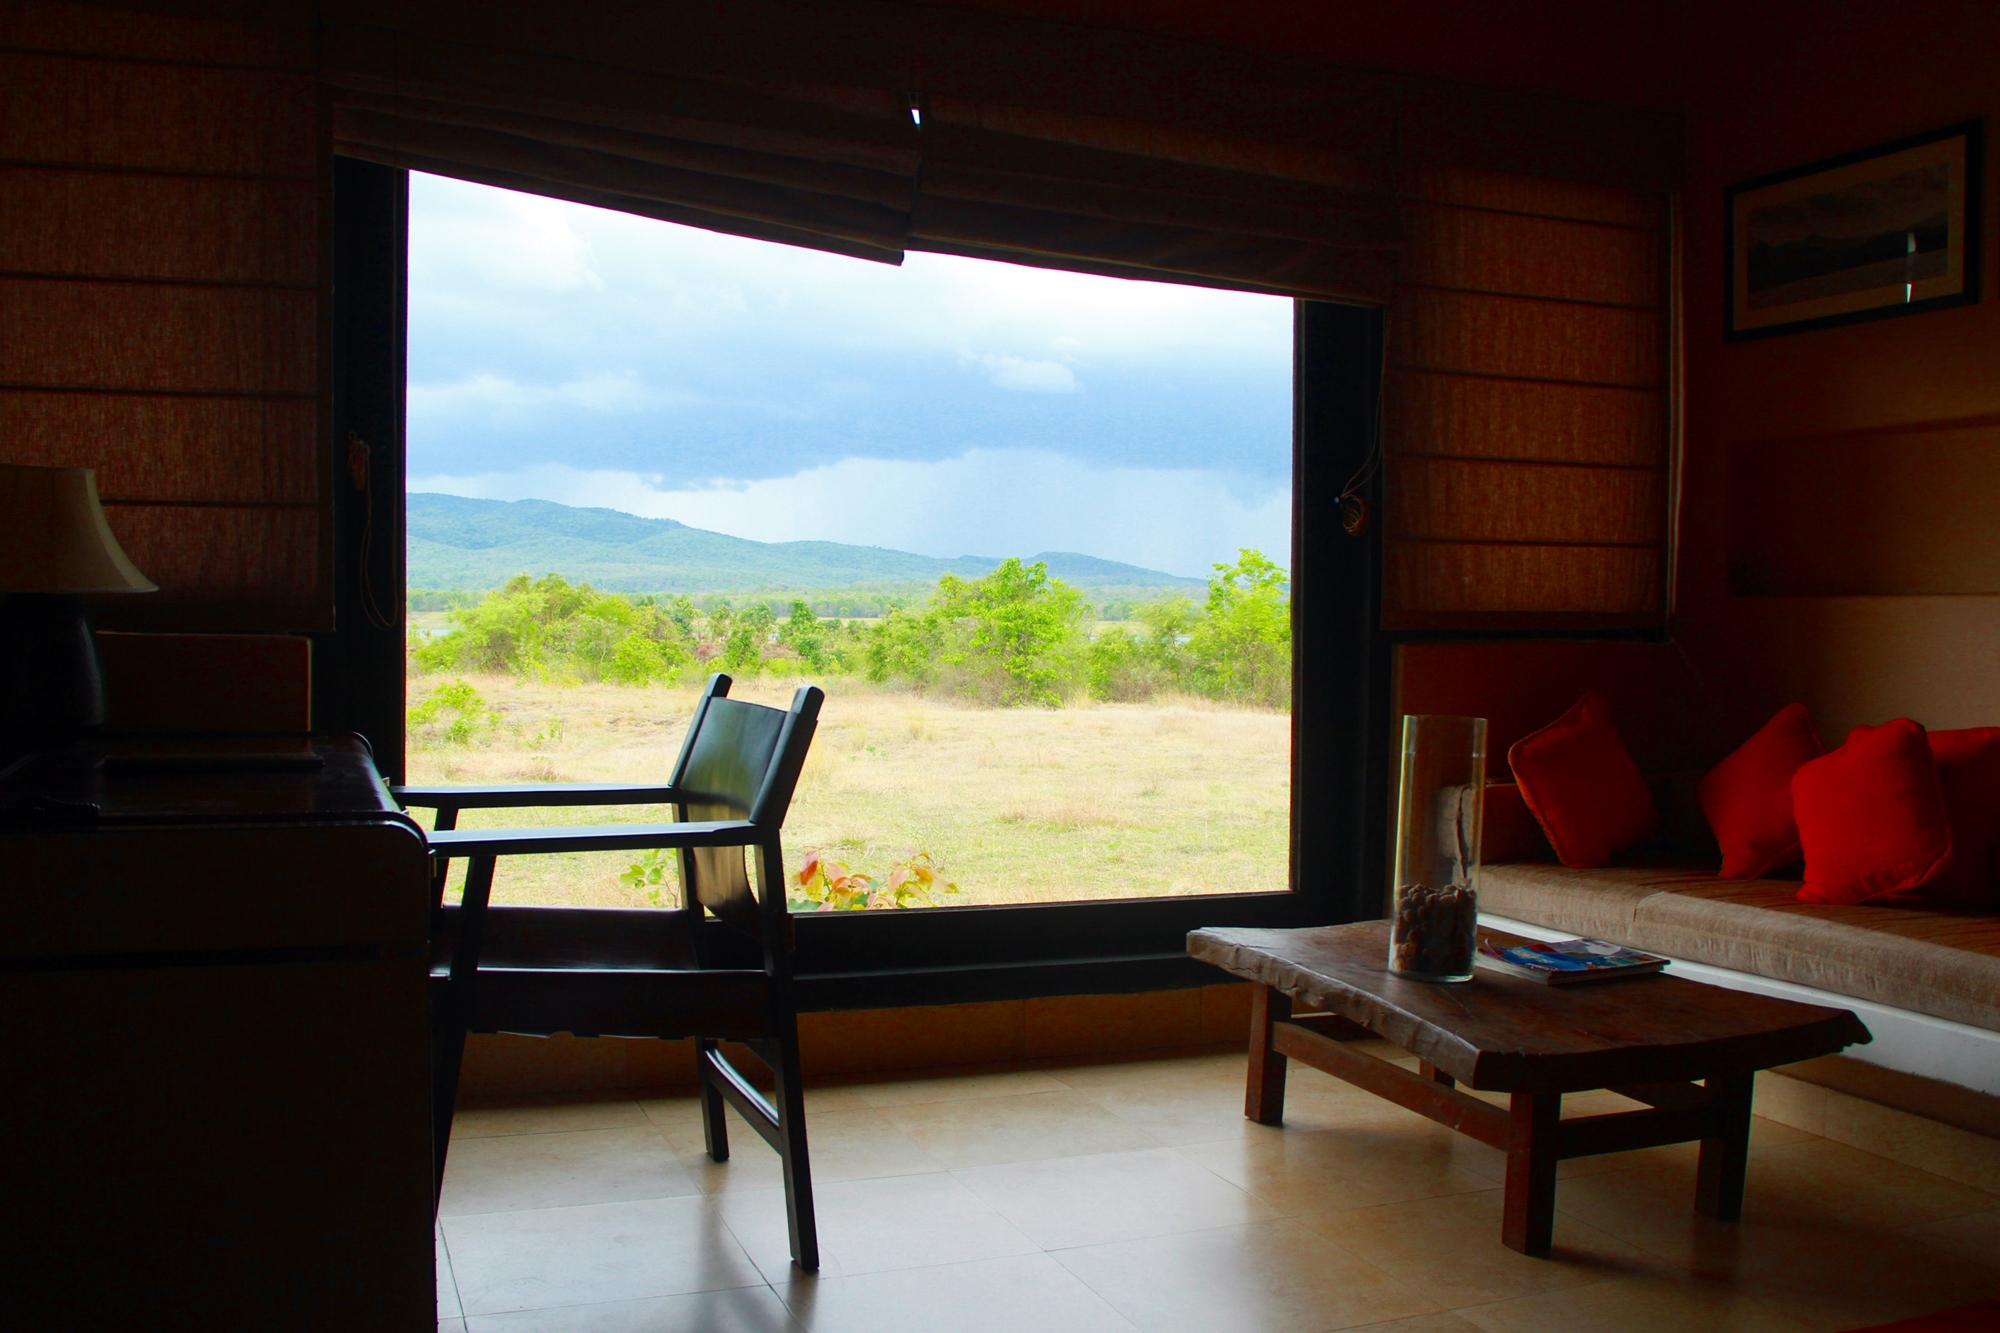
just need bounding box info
[1725,119,1983,341]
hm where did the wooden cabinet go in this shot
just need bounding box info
[0,739,433,1331]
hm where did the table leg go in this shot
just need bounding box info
[1696,1071,1755,1221]
[1246,984,1290,1126]
[1502,1091,1561,1256]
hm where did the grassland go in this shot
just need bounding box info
[407,672,1290,910]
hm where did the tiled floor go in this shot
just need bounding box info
[435,1044,2000,1332]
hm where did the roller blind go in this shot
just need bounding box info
[0,0,329,631]
[318,2,1683,305]
[1381,164,1674,630]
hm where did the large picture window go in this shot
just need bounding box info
[403,174,1298,912]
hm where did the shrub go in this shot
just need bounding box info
[408,678,498,747]
[412,573,694,684]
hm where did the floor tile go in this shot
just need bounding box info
[1045,1051,1248,1094]
[955,1146,1276,1249]
[442,1127,699,1215]
[439,1319,467,1332]
[636,1092,706,1129]
[1174,1120,1495,1215]
[1077,1075,1280,1146]
[1745,1138,2000,1230]
[881,1089,1160,1168]
[463,1285,803,1331]
[453,1098,648,1139]
[438,1227,463,1319]
[1055,1217,1435,1333]
[852,1068,1071,1107]
[1304,1189,1664,1309]
[1454,1274,1813,1332]
[1701,1227,2000,1333]
[782,1251,1138,1333]
[1902,1207,2000,1267]
[717,1170,1040,1283]
[661,1105,944,1194]
[444,1195,762,1315]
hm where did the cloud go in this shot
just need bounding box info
[408,371,681,428]
[963,352,1079,393]
[409,449,1290,580]
[404,172,1294,488]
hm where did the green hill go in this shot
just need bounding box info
[406,493,1203,599]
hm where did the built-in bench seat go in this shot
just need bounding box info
[1481,859,2000,1034]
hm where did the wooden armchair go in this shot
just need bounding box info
[395,674,825,1271]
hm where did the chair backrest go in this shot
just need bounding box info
[667,674,822,926]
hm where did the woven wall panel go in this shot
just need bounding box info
[0,0,312,67]
[1,279,318,394]
[0,53,317,176]
[101,503,320,600]
[1401,162,1665,229]
[0,3,329,631]
[1385,372,1662,468]
[0,390,318,503]
[1385,163,1671,628]
[0,167,319,284]
[1400,202,1662,307]
[1386,457,1662,545]
[1391,288,1663,388]
[1384,543,1663,617]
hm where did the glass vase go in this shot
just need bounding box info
[1388,714,1487,982]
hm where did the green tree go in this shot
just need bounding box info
[779,599,829,670]
[936,557,1085,706]
[411,573,692,684]
[1188,548,1291,706]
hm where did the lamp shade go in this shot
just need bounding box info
[0,464,157,593]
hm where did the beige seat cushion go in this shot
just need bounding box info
[1481,860,2000,1032]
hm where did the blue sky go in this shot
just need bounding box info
[407,173,1294,578]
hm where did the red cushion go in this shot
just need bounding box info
[1697,703,1824,878]
[1881,727,2000,908]
[1793,719,1952,904]
[1508,693,1659,869]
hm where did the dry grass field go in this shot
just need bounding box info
[406,672,1290,910]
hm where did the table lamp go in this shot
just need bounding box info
[0,463,157,743]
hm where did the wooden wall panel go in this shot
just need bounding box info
[0,392,319,502]
[1728,418,2000,597]
[1385,543,1662,616]
[0,1,329,631]
[1387,457,1662,544]
[0,53,318,176]
[1385,371,1662,467]
[103,505,321,602]
[1391,288,1663,387]
[0,167,319,284]
[1384,163,1672,629]
[0,280,319,393]
[1400,203,1663,306]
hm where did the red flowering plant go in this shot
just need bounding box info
[791,849,959,912]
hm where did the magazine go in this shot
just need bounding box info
[1475,937,1668,986]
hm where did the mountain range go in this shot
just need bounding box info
[406,493,1203,596]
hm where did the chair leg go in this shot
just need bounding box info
[696,1038,730,1162]
[431,853,496,1217]
[767,1021,820,1272]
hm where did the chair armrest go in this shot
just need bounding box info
[393,782,688,809]
[427,820,760,858]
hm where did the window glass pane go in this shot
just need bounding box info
[404,173,1293,908]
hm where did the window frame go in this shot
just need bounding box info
[330,157,1393,1008]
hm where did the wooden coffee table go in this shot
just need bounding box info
[1189,921,1870,1256]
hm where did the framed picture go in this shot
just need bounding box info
[1726,119,1983,341]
